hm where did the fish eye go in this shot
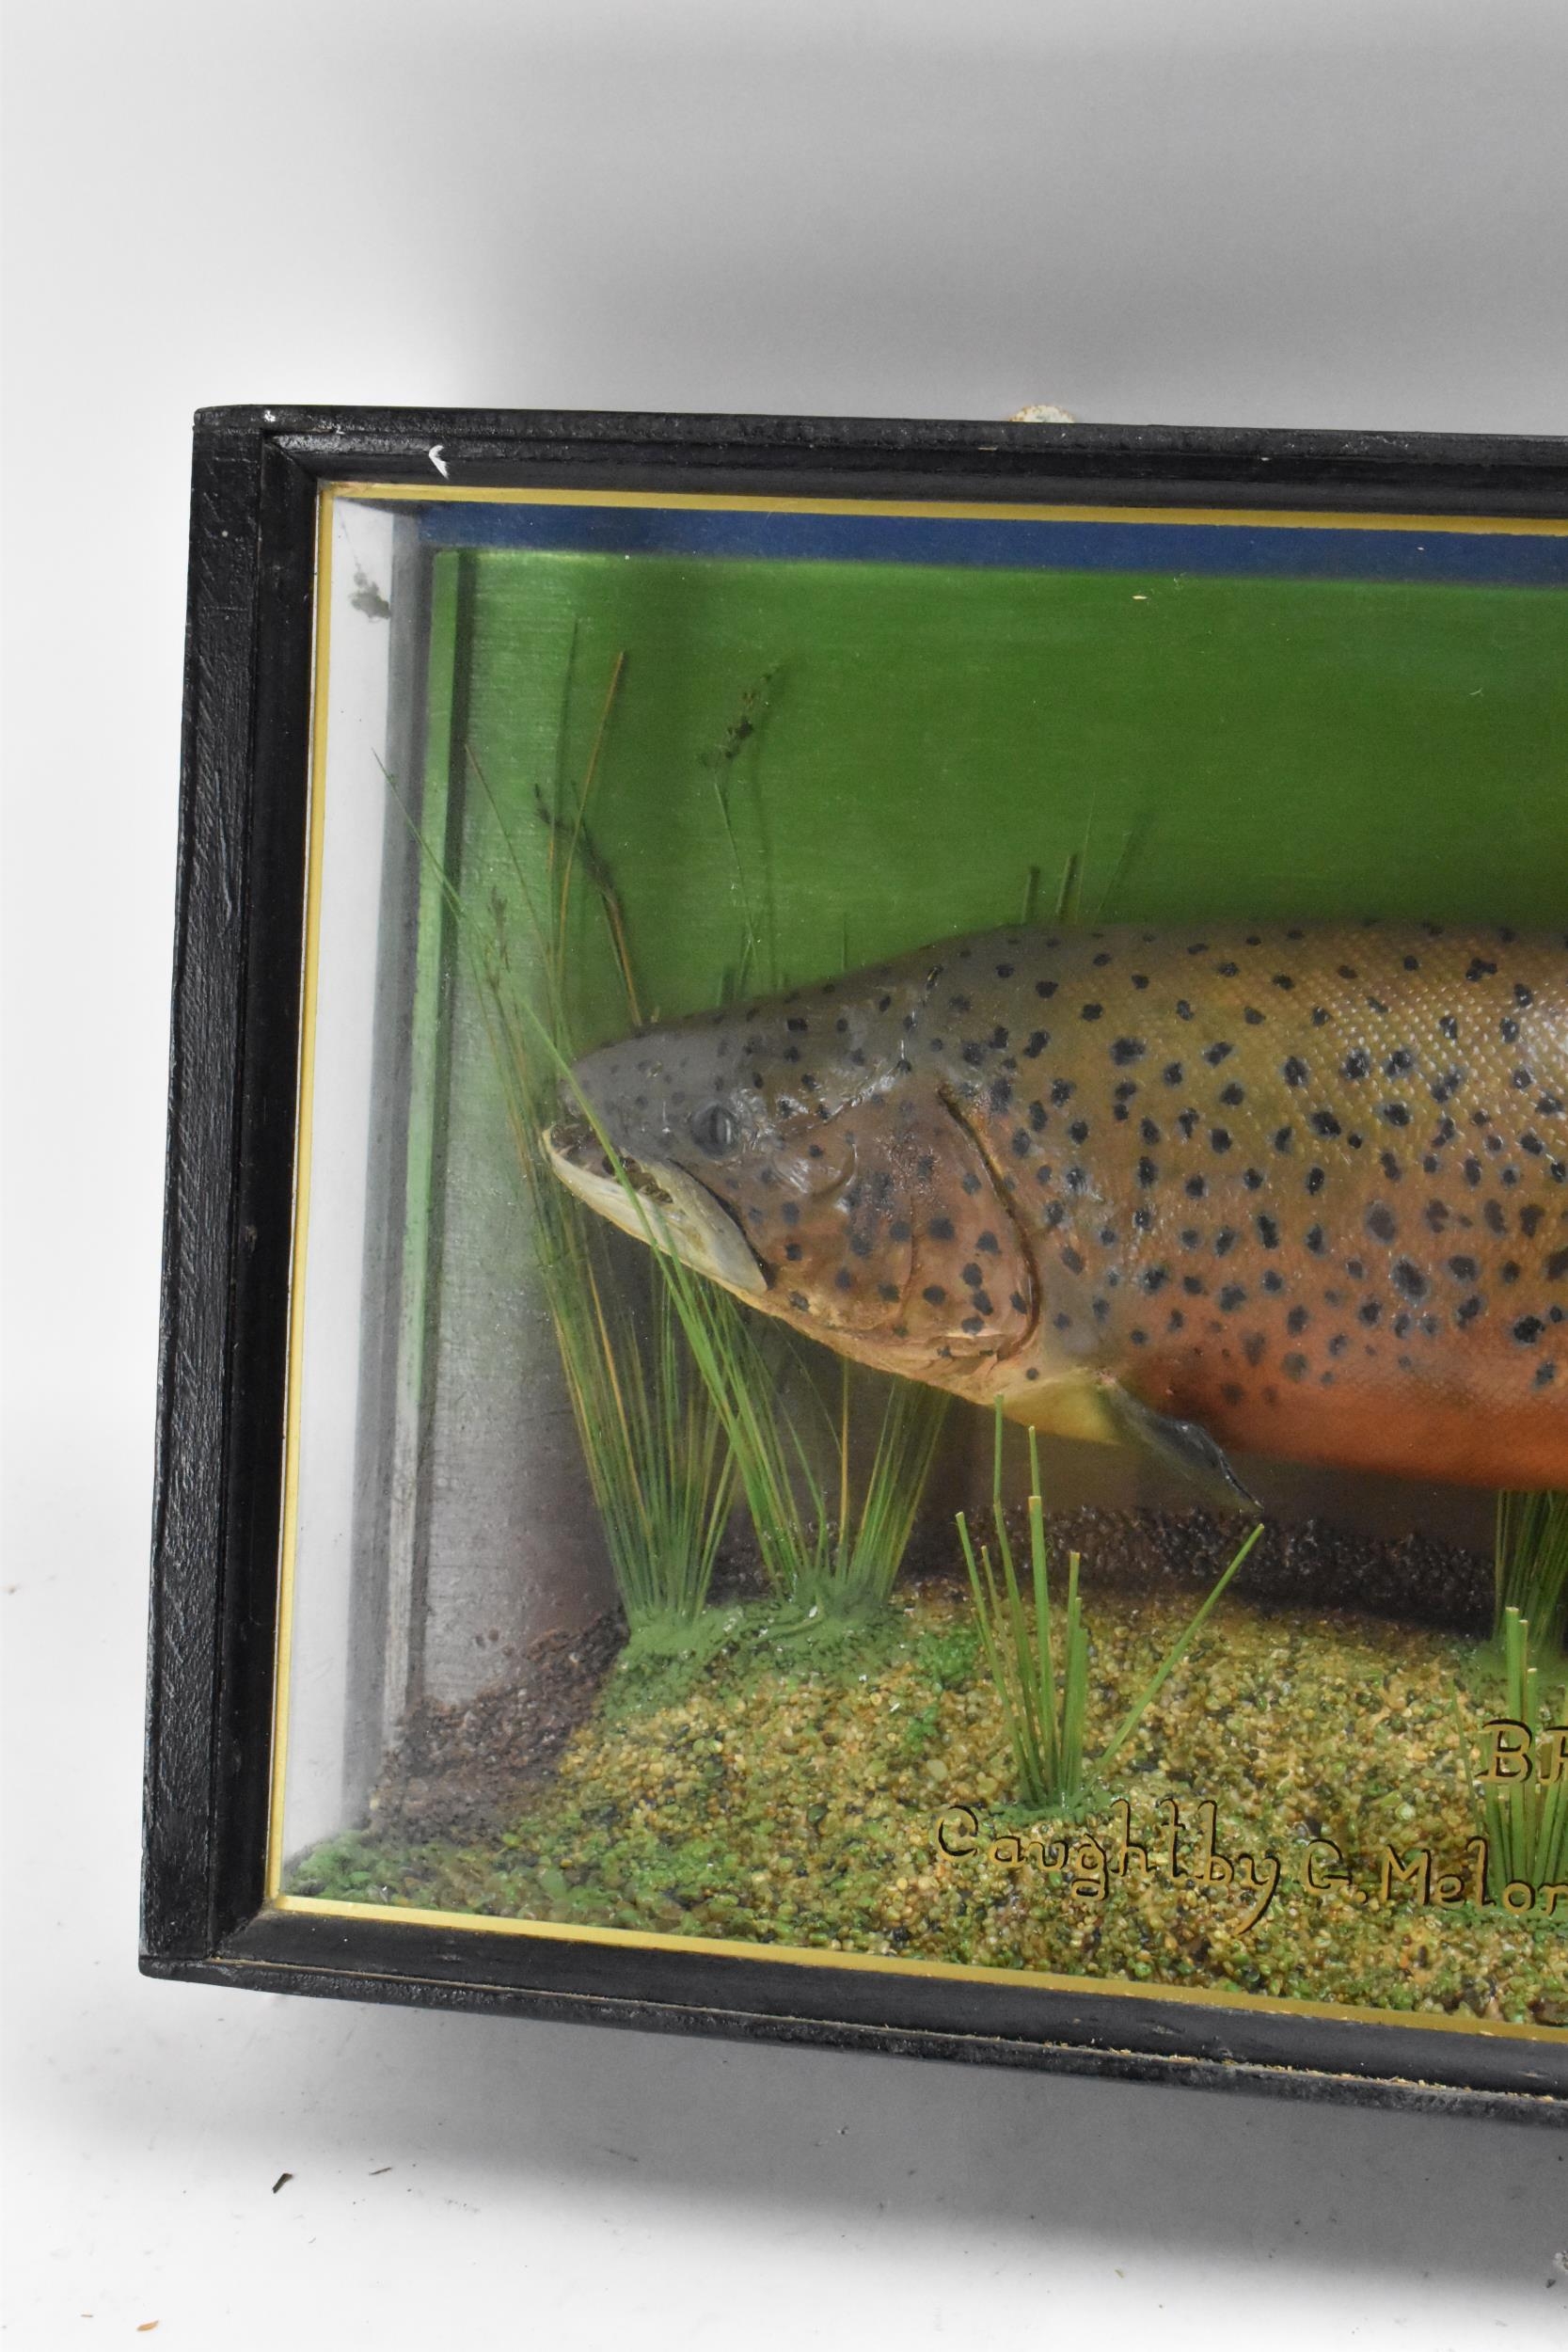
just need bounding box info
[689,1101,739,1159]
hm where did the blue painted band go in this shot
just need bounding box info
[405,498,1568,587]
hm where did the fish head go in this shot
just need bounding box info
[546,958,1037,1382]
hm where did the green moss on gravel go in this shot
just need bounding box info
[288,1586,1565,2027]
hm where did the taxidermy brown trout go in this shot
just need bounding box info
[547,922,1568,1493]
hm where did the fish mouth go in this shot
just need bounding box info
[543,1120,768,1296]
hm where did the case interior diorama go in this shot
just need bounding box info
[271,476,1568,2045]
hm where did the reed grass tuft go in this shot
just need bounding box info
[401,659,736,1649]
[1493,1490,1568,1654]
[1464,1606,1567,1899]
[958,1406,1262,1810]
[578,1251,947,1630]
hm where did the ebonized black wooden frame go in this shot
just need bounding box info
[144,405,1568,2122]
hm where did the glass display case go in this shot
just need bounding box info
[144,408,1568,2117]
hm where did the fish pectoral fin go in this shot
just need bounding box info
[1098,1382,1260,1516]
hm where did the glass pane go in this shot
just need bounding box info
[276,482,1568,2033]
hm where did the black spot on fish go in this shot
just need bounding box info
[1257,1214,1280,1248]
[1513,1314,1545,1344]
[1341,1051,1370,1080]
[1051,1078,1074,1105]
[1111,1038,1146,1065]
[1163,1061,1183,1086]
[1366,1204,1397,1243]
[1283,1057,1308,1088]
[1392,1259,1428,1300]
[1081,1004,1102,1022]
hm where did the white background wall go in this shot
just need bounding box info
[4,4,1566,2345]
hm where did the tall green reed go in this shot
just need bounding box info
[483,657,948,1635]
[728,1346,949,1624]
[550,1213,946,1629]
[1494,1491,1568,1654]
[958,1406,1262,1810]
[404,654,736,1645]
[1465,1606,1567,1899]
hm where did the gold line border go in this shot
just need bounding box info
[265,485,336,1898]
[265,475,1566,2051]
[331,482,1568,539]
[273,1894,1566,2043]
